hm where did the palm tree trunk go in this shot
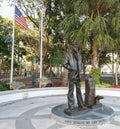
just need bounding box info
[92,42,99,68]
[42,32,49,76]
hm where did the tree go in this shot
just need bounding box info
[60,0,120,68]
[17,0,66,75]
[17,0,51,73]
[13,0,120,79]
[45,0,64,44]
[17,0,45,28]
[0,17,12,73]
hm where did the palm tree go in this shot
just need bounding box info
[60,0,120,68]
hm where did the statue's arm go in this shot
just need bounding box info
[62,53,72,71]
[77,52,83,80]
[78,52,83,72]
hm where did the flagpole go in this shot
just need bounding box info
[10,0,16,87]
[39,10,43,88]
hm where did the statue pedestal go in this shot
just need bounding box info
[51,104,114,126]
[64,107,87,116]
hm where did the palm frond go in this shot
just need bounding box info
[105,0,119,8]
[93,15,107,34]
[81,18,93,36]
[96,34,116,49]
[111,16,120,34]
[60,14,76,33]
[74,0,89,15]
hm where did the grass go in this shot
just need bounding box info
[81,81,111,88]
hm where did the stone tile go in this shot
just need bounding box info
[32,119,56,129]
[98,123,120,129]
[0,93,120,129]
[35,107,51,115]
[0,120,16,129]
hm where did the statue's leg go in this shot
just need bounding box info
[75,82,84,108]
[67,81,74,110]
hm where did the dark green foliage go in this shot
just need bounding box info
[99,51,111,67]
[51,50,64,66]
[90,67,101,84]
[45,0,65,44]
[0,82,10,91]
[0,17,12,56]
[48,43,64,66]
[0,17,13,70]
[59,0,120,68]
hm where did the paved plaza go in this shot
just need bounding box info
[0,88,120,129]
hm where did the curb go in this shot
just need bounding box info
[0,87,120,104]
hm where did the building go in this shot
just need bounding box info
[0,0,3,16]
[0,0,13,19]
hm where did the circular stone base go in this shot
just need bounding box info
[51,104,114,126]
[64,107,88,116]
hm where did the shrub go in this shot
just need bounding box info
[90,67,101,84]
[39,76,52,87]
[0,82,10,91]
[10,81,25,90]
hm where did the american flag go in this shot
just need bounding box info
[15,6,28,29]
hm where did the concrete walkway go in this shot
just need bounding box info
[0,88,120,129]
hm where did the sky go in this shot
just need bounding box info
[1,1,13,19]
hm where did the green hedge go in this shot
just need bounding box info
[0,82,10,91]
